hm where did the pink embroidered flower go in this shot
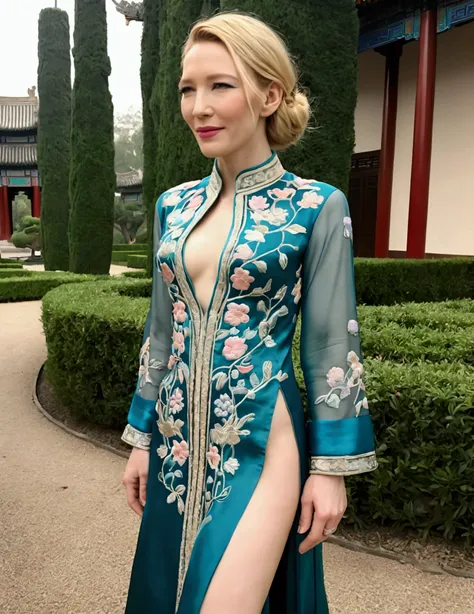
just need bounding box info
[186,195,204,210]
[269,187,295,200]
[248,195,269,210]
[179,180,201,190]
[224,302,250,326]
[230,267,255,290]
[207,445,221,470]
[327,367,345,388]
[223,336,247,360]
[160,262,175,284]
[298,191,324,209]
[163,192,181,207]
[233,243,254,262]
[294,177,316,188]
[171,440,189,466]
[291,279,302,304]
[296,264,302,278]
[169,387,184,414]
[173,300,187,323]
[173,330,185,353]
[348,319,359,335]
[237,364,254,374]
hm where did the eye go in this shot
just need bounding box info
[213,82,233,90]
[179,86,193,94]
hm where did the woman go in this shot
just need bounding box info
[121,11,378,614]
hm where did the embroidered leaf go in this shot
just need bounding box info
[279,252,288,269]
[257,300,267,312]
[277,371,288,382]
[243,328,258,340]
[250,372,260,387]
[167,492,177,503]
[263,361,272,381]
[177,496,185,515]
[175,484,186,495]
[180,362,190,381]
[198,515,213,532]
[264,336,277,347]
[340,386,351,400]
[207,476,214,484]
[263,279,272,293]
[255,260,268,273]
[229,327,240,335]
[254,224,269,234]
[258,321,269,339]
[178,369,184,384]
[233,387,248,395]
[215,372,228,391]
[215,486,232,501]
[231,369,239,379]
[277,305,289,317]
[174,470,183,478]
[286,224,307,235]
[247,391,255,399]
[205,491,212,501]
[183,327,190,338]
[274,285,287,301]
[216,329,230,341]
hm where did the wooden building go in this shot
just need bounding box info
[353,0,474,258]
[116,169,143,204]
[0,91,41,240]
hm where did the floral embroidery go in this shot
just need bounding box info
[298,190,324,209]
[207,445,220,469]
[268,187,295,200]
[248,195,269,210]
[169,387,184,413]
[160,262,175,284]
[316,351,368,416]
[172,440,190,466]
[348,319,359,335]
[230,267,255,290]
[173,300,188,323]
[137,337,167,392]
[214,394,235,418]
[233,244,254,262]
[343,216,353,240]
[186,195,204,210]
[223,336,248,360]
[293,177,319,189]
[172,330,185,353]
[224,302,250,326]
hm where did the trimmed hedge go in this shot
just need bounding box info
[112,243,147,252]
[0,272,105,302]
[127,254,147,269]
[355,257,474,305]
[0,262,24,269]
[42,279,152,428]
[43,278,474,543]
[0,269,35,279]
[111,251,130,265]
[121,270,150,279]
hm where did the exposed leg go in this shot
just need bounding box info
[200,387,300,614]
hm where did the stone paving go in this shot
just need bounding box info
[1,300,473,613]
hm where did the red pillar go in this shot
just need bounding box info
[406,6,437,258]
[32,186,41,218]
[375,42,403,258]
[0,186,11,240]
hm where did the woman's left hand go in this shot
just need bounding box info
[297,474,347,554]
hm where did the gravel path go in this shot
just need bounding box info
[1,300,473,613]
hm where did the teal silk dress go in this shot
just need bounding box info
[121,152,378,613]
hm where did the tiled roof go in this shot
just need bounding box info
[117,169,143,188]
[0,143,37,166]
[0,97,38,131]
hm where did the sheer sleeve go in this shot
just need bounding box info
[121,195,174,450]
[300,188,378,475]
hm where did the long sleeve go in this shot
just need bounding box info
[300,188,378,476]
[121,195,174,450]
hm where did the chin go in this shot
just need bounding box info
[197,140,239,160]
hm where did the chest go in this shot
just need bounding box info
[183,196,234,286]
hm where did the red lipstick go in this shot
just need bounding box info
[197,126,224,139]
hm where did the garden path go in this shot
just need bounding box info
[0,300,473,614]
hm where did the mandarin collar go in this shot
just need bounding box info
[207,151,285,196]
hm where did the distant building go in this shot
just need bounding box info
[353,0,474,258]
[116,169,143,205]
[0,90,41,240]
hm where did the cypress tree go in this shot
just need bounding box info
[220,1,359,193]
[141,0,162,276]
[151,0,211,203]
[69,0,115,274]
[37,8,71,271]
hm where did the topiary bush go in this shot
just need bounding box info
[11,216,42,257]
[0,272,104,302]
[42,278,152,428]
[127,254,147,269]
[0,261,24,269]
[0,269,34,279]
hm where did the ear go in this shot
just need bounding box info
[260,82,284,119]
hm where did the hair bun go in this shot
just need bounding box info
[267,88,310,151]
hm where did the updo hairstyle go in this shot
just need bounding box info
[182,11,311,151]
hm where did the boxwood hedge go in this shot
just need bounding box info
[0,269,34,279]
[0,261,23,269]
[0,272,105,302]
[42,277,474,543]
[127,254,147,269]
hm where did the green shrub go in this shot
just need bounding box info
[42,279,152,428]
[112,243,147,252]
[0,261,24,269]
[0,272,103,302]
[0,269,35,279]
[127,254,147,269]
[11,216,41,256]
[111,251,129,265]
[121,270,150,279]
[354,257,474,305]
[113,228,126,245]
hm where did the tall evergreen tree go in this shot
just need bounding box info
[151,0,212,203]
[69,0,115,274]
[141,0,162,275]
[220,1,359,193]
[37,8,71,271]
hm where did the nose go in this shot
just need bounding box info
[191,89,212,118]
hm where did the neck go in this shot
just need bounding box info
[216,140,273,196]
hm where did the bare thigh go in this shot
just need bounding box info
[200,388,300,614]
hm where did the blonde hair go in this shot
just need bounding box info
[182,11,311,151]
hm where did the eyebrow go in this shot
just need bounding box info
[178,73,238,86]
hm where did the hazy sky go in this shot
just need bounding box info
[1,0,143,115]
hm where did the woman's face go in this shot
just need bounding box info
[179,40,267,159]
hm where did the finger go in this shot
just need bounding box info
[298,496,314,534]
[124,479,144,517]
[139,472,148,507]
[299,515,327,554]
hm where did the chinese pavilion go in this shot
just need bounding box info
[0,90,41,240]
[116,169,143,204]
